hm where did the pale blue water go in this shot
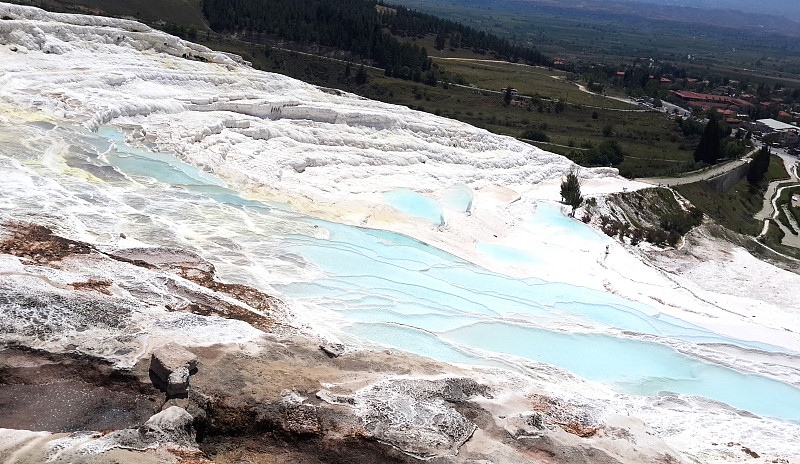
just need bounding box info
[383,189,444,225]
[68,126,800,421]
[474,242,542,264]
[527,202,606,243]
[441,184,473,212]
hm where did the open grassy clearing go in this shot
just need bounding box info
[760,220,800,259]
[429,58,634,109]
[775,185,800,233]
[766,154,792,183]
[675,179,765,236]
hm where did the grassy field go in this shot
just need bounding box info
[428,58,633,109]
[775,185,800,234]
[766,154,792,183]
[675,179,765,236]
[760,220,800,260]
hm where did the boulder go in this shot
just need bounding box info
[319,341,345,358]
[95,406,198,452]
[281,390,320,435]
[149,343,198,384]
[140,406,197,448]
[167,366,190,396]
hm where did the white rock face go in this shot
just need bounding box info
[0,2,613,210]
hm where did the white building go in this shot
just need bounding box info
[755,119,799,147]
[755,118,798,133]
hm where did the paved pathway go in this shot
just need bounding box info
[636,156,752,187]
[755,147,800,248]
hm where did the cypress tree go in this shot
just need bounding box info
[747,145,771,185]
[693,113,723,164]
[560,170,584,215]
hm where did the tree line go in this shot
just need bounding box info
[202,0,549,79]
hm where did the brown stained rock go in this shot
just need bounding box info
[741,446,759,458]
[285,403,321,435]
[563,421,598,438]
[0,224,284,334]
[112,246,283,332]
[150,343,198,386]
[70,278,113,295]
[176,267,282,317]
[174,301,277,333]
[281,390,321,435]
[0,222,93,263]
[528,393,599,438]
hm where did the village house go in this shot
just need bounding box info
[670,90,751,112]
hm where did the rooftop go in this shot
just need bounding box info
[756,118,798,131]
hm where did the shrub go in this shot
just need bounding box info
[521,129,549,142]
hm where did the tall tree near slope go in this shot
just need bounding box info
[693,113,725,165]
[560,170,584,216]
[747,145,771,186]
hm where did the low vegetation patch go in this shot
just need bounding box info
[765,154,791,183]
[675,179,763,236]
[589,187,702,247]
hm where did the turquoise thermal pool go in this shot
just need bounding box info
[6,123,800,422]
[383,189,445,225]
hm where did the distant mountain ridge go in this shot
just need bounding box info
[615,0,800,22]
[516,0,800,33]
[413,0,800,37]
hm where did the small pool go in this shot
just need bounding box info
[383,189,444,225]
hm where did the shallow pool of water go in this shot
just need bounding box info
[383,189,444,225]
[30,124,800,422]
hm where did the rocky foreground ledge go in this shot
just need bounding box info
[0,222,688,463]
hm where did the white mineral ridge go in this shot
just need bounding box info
[0,2,613,205]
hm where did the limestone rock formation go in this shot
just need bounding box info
[150,343,198,396]
[94,406,199,452]
[167,366,191,396]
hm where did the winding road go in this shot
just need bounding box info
[755,148,800,248]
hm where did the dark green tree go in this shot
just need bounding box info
[560,170,584,215]
[693,113,724,164]
[586,140,625,166]
[355,64,368,85]
[434,33,446,50]
[747,145,771,185]
[503,85,513,106]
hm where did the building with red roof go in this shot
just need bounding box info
[670,90,752,112]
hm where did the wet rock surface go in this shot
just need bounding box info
[0,219,693,463]
[0,347,161,433]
